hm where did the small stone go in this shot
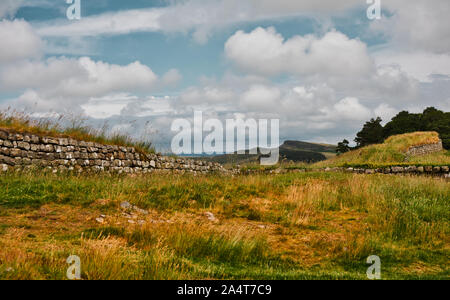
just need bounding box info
[205,212,218,222]
[133,206,148,215]
[120,201,132,210]
[95,217,104,224]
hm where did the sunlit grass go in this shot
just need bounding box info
[0,171,448,280]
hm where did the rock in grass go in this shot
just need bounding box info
[120,202,132,210]
[205,212,218,222]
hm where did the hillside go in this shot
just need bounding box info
[314,131,450,168]
[202,140,336,165]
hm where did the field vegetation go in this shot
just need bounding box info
[0,171,448,280]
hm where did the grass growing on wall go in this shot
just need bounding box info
[0,171,448,280]
[0,109,155,154]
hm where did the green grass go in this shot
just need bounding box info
[0,171,448,280]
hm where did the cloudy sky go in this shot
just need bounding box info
[1,0,449,151]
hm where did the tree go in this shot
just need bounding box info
[383,111,422,138]
[336,139,351,155]
[354,117,384,148]
[353,107,449,150]
[382,107,450,149]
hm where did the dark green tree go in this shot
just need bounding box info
[336,139,351,155]
[382,107,450,149]
[354,117,384,148]
[382,111,422,138]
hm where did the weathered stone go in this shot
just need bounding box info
[406,140,443,156]
[406,166,417,173]
[59,138,69,146]
[0,130,8,140]
[391,167,404,173]
[41,137,59,145]
[3,140,13,148]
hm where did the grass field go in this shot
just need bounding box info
[0,171,448,280]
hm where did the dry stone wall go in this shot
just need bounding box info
[406,141,443,156]
[0,128,226,174]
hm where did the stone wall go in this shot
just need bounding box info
[242,165,450,178]
[406,140,443,156]
[0,128,226,174]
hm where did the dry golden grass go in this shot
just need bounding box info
[0,172,448,279]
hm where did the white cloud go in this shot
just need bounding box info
[1,57,173,114]
[373,50,450,82]
[35,0,362,43]
[241,85,281,111]
[371,0,450,54]
[180,86,235,106]
[0,0,25,18]
[322,97,372,122]
[162,69,182,86]
[0,19,44,63]
[81,94,139,119]
[1,57,158,97]
[374,103,398,123]
[225,27,373,77]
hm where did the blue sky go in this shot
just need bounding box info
[1,0,449,151]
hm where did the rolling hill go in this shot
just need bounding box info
[199,140,337,165]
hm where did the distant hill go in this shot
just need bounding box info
[314,131,450,168]
[199,140,337,165]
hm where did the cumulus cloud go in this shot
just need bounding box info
[162,69,182,86]
[1,57,158,96]
[225,27,373,77]
[0,57,183,115]
[0,19,44,64]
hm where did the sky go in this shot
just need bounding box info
[0,0,449,152]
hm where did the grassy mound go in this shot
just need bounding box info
[314,132,450,168]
